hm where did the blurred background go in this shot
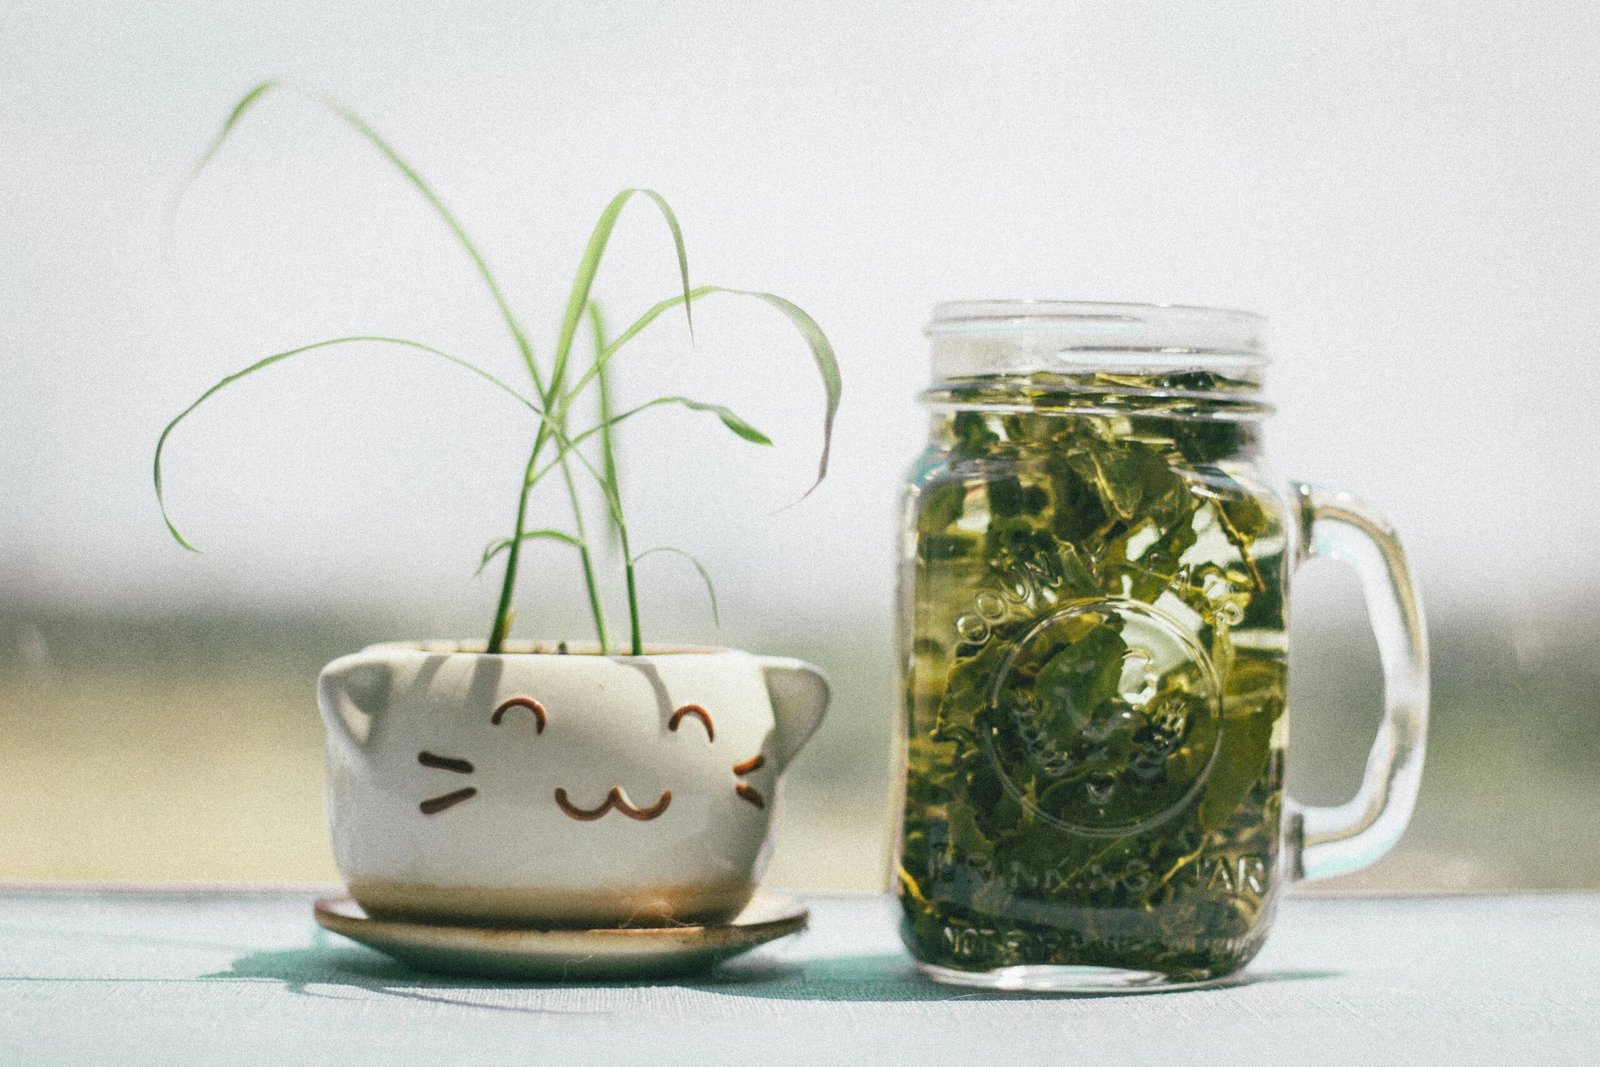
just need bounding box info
[2,1,1596,892]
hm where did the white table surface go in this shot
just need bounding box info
[0,886,1594,1066]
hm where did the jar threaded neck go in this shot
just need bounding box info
[925,301,1271,420]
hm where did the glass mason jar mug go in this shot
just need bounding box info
[896,302,1429,991]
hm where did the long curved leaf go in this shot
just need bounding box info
[154,336,538,551]
[737,289,840,495]
[522,393,772,491]
[566,285,839,492]
[631,546,720,626]
[566,286,720,400]
[161,80,286,303]
[169,80,543,390]
[587,301,623,548]
[549,189,693,396]
[476,529,583,576]
[663,396,772,445]
[183,80,283,188]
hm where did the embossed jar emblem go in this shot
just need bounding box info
[984,599,1223,836]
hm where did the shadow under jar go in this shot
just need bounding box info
[896,302,1428,992]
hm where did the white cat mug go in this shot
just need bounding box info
[317,643,829,928]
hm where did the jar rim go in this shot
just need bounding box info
[924,300,1271,418]
[927,300,1266,335]
[927,299,1269,381]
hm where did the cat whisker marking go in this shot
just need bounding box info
[419,788,478,815]
[418,752,474,774]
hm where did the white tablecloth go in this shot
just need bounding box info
[0,887,1594,1065]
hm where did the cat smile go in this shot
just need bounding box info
[553,786,673,822]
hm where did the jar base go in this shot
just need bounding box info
[914,960,1244,995]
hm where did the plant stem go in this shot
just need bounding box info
[489,395,613,653]
[585,302,637,651]
[620,517,641,656]
[557,453,610,653]
[592,468,639,654]
[591,304,622,552]
[564,446,639,655]
[488,432,547,653]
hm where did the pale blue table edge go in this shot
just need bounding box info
[0,886,1595,1066]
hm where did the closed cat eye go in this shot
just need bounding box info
[492,696,548,733]
[668,704,715,741]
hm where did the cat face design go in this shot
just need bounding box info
[413,696,768,823]
[319,646,828,925]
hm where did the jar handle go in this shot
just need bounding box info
[1287,482,1430,881]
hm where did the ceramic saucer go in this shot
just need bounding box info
[313,891,807,980]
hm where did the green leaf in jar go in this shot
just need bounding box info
[901,369,1289,980]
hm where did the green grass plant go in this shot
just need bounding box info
[154,82,840,655]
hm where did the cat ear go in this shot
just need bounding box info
[760,658,830,771]
[319,651,395,751]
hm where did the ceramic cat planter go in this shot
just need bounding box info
[317,642,828,929]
